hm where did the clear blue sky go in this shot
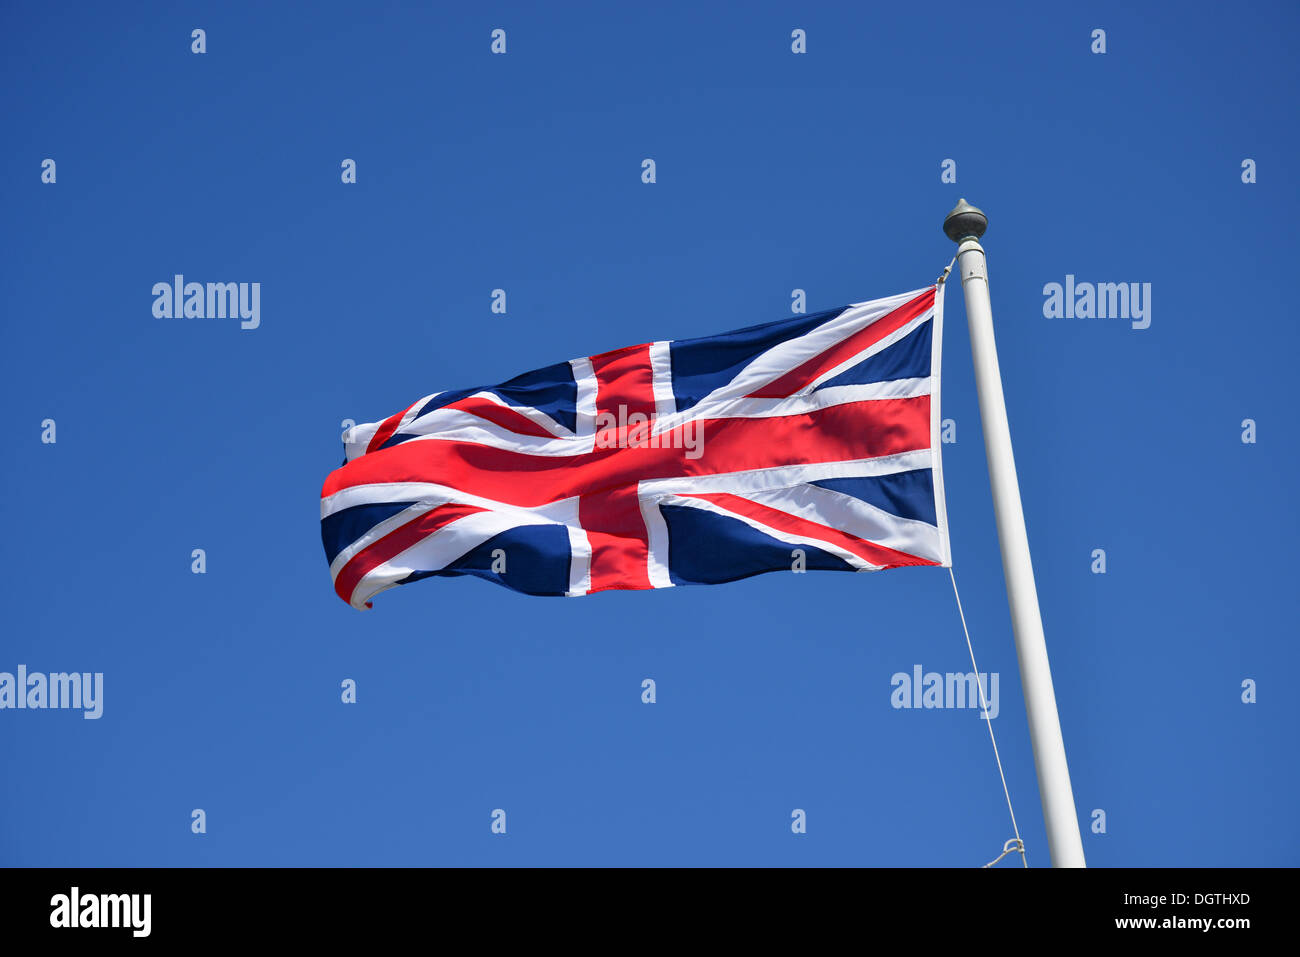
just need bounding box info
[2,0,1296,866]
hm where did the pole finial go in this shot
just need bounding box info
[943,198,988,242]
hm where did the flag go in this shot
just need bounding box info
[321,284,951,608]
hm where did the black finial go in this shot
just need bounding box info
[943,198,988,242]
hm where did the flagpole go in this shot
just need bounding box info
[943,199,1087,868]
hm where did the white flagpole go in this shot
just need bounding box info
[943,199,1087,868]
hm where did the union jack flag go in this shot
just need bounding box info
[321,284,952,608]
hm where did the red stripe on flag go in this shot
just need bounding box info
[366,399,420,454]
[334,502,487,605]
[442,396,559,438]
[680,492,940,569]
[322,396,933,507]
[580,486,652,593]
[590,343,657,421]
[748,288,935,398]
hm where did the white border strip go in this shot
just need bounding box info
[931,279,952,568]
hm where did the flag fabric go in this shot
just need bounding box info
[321,284,952,608]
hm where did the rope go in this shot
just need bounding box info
[936,255,957,286]
[984,838,1025,869]
[948,566,1028,868]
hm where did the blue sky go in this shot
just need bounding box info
[1,0,1296,866]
